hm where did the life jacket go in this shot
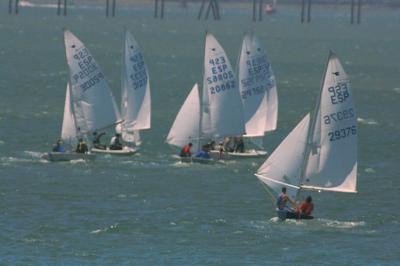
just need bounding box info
[299,202,314,215]
[180,145,191,156]
[77,141,87,152]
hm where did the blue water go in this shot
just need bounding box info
[0,2,399,264]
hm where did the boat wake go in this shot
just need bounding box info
[316,218,366,229]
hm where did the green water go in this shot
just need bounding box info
[0,3,399,264]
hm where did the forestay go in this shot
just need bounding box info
[120,30,151,144]
[61,83,77,147]
[302,53,357,192]
[202,33,245,139]
[238,34,278,137]
[255,114,310,199]
[166,84,201,152]
[64,30,120,135]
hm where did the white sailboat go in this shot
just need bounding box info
[217,34,277,159]
[92,30,150,155]
[42,84,95,162]
[64,30,122,154]
[167,33,244,163]
[255,52,357,220]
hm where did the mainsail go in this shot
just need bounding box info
[302,53,357,192]
[202,33,245,139]
[64,30,120,135]
[166,84,201,151]
[256,52,357,202]
[238,34,278,137]
[120,30,151,145]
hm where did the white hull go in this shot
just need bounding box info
[210,149,267,159]
[173,155,222,165]
[42,152,95,162]
[91,146,140,155]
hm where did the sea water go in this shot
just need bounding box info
[0,2,399,264]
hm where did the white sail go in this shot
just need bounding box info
[302,53,357,193]
[202,33,245,139]
[256,114,310,199]
[120,30,151,144]
[238,34,278,137]
[64,30,120,135]
[61,83,77,146]
[166,84,201,151]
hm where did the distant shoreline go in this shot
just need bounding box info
[21,0,400,8]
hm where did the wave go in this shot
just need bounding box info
[90,223,119,234]
[250,217,367,231]
[357,117,379,126]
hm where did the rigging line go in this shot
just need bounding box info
[259,180,276,202]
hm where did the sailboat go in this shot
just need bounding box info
[92,30,150,155]
[63,30,122,154]
[42,84,96,162]
[166,84,210,164]
[217,34,277,159]
[265,0,277,14]
[255,52,357,220]
[166,33,245,163]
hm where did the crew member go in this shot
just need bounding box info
[76,138,88,153]
[180,143,193,157]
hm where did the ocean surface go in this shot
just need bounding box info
[0,2,399,264]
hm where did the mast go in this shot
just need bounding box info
[197,31,208,152]
[296,51,333,199]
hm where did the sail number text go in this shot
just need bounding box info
[328,83,350,104]
[210,81,235,95]
[323,108,355,125]
[241,85,266,99]
[207,56,235,94]
[328,125,357,142]
[72,48,104,92]
[129,53,147,90]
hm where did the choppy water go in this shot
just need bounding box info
[0,2,399,264]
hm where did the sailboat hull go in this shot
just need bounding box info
[173,155,223,165]
[276,209,314,221]
[42,152,96,162]
[91,146,140,155]
[210,149,267,159]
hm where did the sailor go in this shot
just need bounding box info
[194,144,211,159]
[180,143,193,157]
[109,133,123,150]
[276,187,296,213]
[222,137,233,152]
[297,196,314,216]
[92,131,106,150]
[233,136,245,153]
[76,138,88,153]
[52,139,65,153]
